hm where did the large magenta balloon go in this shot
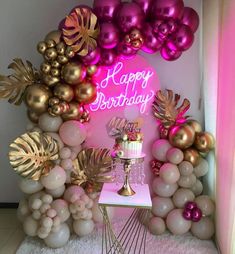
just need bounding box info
[161,46,182,61]
[117,42,137,59]
[181,7,199,33]
[141,23,162,54]
[100,49,117,66]
[167,24,194,51]
[81,47,101,65]
[151,0,184,20]
[116,2,145,33]
[93,0,121,22]
[98,23,119,49]
[133,0,153,15]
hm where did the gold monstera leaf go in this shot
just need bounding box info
[9,132,59,180]
[62,7,100,56]
[0,58,40,105]
[71,148,113,192]
[153,89,190,128]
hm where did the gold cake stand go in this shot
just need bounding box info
[111,153,145,197]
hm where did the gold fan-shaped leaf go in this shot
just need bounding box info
[9,132,59,180]
[153,89,190,128]
[62,7,100,56]
[0,58,39,105]
[71,148,113,192]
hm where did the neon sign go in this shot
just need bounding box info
[90,61,155,114]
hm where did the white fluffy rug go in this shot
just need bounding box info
[17,223,218,254]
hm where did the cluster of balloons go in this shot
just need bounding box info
[17,113,114,248]
[149,121,215,240]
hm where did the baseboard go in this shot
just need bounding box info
[0,203,19,208]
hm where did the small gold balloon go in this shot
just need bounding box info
[61,102,83,121]
[187,120,202,133]
[44,30,62,44]
[194,132,215,153]
[37,41,47,54]
[48,97,60,106]
[184,148,201,167]
[65,47,75,58]
[51,104,63,115]
[24,84,52,114]
[40,62,51,74]
[27,110,40,123]
[74,81,97,104]
[169,124,195,149]
[56,42,66,55]
[51,61,60,69]
[43,75,60,87]
[50,68,60,77]
[86,65,98,76]
[54,83,74,102]
[61,63,86,85]
[46,39,56,48]
[44,48,57,61]
[57,55,69,65]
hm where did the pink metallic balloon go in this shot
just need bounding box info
[167,24,194,51]
[191,207,202,222]
[182,208,192,220]
[141,23,162,54]
[133,0,152,15]
[160,46,182,61]
[185,201,197,211]
[116,2,145,33]
[98,23,119,49]
[81,47,101,65]
[181,7,199,33]
[100,49,117,66]
[117,42,137,59]
[93,0,121,22]
[151,0,184,20]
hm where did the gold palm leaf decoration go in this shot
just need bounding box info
[9,132,59,180]
[62,7,100,56]
[71,148,113,192]
[0,58,39,105]
[153,89,190,128]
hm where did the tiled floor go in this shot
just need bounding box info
[0,209,25,254]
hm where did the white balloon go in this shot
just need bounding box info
[51,199,70,223]
[166,148,184,165]
[194,158,209,177]
[149,217,166,235]
[152,177,178,197]
[28,191,45,209]
[41,166,66,190]
[46,185,65,198]
[178,174,197,188]
[191,217,215,240]
[152,196,174,218]
[44,223,70,248]
[160,163,180,184]
[19,178,43,194]
[191,180,203,196]
[73,219,94,236]
[38,112,63,132]
[172,188,195,208]
[17,199,30,222]
[152,139,172,162]
[92,198,114,223]
[178,161,194,176]
[195,195,215,216]
[166,209,191,235]
[63,185,85,203]
[23,216,39,236]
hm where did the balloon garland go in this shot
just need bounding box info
[149,90,215,239]
[0,0,208,249]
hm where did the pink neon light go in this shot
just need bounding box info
[90,61,155,113]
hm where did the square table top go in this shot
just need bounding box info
[98,183,152,209]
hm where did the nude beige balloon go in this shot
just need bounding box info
[166,209,191,235]
[195,195,215,216]
[191,217,215,240]
[152,177,178,197]
[166,148,184,164]
[193,158,209,177]
[160,163,180,184]
[149,217,166,235]
[191,180,203,196]
[173,188,195,208]
[178,174,196,188]
[178,161,194,176]
[152,196,174,218]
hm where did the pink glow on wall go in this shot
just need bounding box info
[216,1,235,253]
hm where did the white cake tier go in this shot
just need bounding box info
[119,141,143,158]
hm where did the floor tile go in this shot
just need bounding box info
[0,209,17,215]
[0,229,15,249]
[0,213,21,229]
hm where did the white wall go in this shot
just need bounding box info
[0,0,202,202]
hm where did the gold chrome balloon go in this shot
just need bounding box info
[184,148,201,167]
[169,124,195,149]
[61,102,83,121]
[48,97,60,106]
[61,63,86,85]
[57,55,69,65]
[50,68,60,77]
[44,48,57,61]
[187,120,202,133]
[74,81,97,104]
[27,110,40,123]
[37,41,47,54]
[44,30,62,44]
[40,62,51,74]
[43,75,60,87]
[54,83,74,102]
[86,65,98,76]
[46,39,56,48]
[24,84,52,114]
[194,132,215,153]
[56,42,66,55]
